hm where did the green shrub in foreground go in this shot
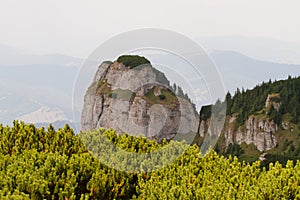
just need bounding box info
[0,121,299,199]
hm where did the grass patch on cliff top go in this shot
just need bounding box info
[117,55,150,69]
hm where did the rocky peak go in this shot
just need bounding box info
[265,93,281,111]
[81,55,199,141]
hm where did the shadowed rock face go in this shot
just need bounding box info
[81,59,199,141]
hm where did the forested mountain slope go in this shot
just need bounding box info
[199,76,300,166]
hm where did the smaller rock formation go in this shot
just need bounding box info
[265,94,281,111]
[199,94,280,152]
[234,116,277,151]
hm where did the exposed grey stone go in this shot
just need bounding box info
[199,97,278,152]
[81,60,199,142]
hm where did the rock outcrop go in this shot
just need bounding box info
[81,57,199,141]
[229,116,277,151]
[265,94,281,111]
[200,115,277,152]
[199,94,280,152]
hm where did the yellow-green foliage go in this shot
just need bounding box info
[0,121,300,199]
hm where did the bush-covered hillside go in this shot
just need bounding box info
[0,121,300,199]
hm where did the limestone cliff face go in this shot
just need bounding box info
[199,93,281,152]
[235,116,277,151]
[228,116,277,151]
[200,115,277,152]
[81,60,199,141]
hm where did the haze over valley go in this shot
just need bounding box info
[0,37,299,129]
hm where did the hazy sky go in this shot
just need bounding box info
[0,0,299,58]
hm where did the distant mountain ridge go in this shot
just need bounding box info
[200,35,300,64]
[0,43,299,131]
[0,44,81,127]
[0,44,82,66]
[210,50,300,93]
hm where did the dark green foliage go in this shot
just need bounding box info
[117,55,150,69]
[199,105,212,121]
[269,105,282,125]
[202,76,300,167]
[261,154,300,169]
[225,92,233,115]
[158,94,166,100]
[281,139,300,157]
[225,143,244,157]
[224,76,300,126]
[228,77,300,124]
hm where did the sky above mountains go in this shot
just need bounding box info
[0,0,299,58]
[0,0,299,128]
